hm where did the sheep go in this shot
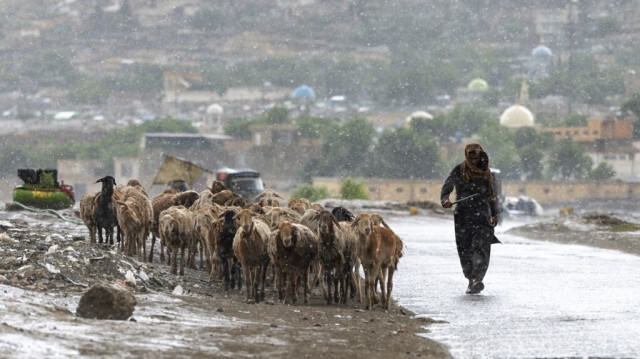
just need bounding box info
[287,198,311,215]
[371,212,394,233]
[149,190,200,263]
[191,204,220,271]
[158,205,193,275]
[211,189,237,206]
[208,180,228,194]
[254,189,283,207]
[313,209,358,305]
[93,176,119,245]
[233,209,271,304]
[300,208,320,233]
[269,221,319,304]
[352,213,402,310]
[265,206,302,229]
[79,191,98,243]
[331,206,355,222]
[114,183,153,261]
[210,209,242,291]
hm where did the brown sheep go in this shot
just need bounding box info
[254,189,283,207]
[191,204,220,271]
[115,184,153,259]
[149,190,199,263]
[116,200,146,262]
[313,210,358,305]
[158,205,193,275]
[269,221,319,304]
[232,209,271,304]
[79,191,98,243]
[352,213,402,310]
[265,206,302,229]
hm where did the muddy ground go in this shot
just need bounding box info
[2,200,639,359]
[0,202,452,359]
[506,212,640,256]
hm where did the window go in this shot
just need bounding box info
[121,163,132,177]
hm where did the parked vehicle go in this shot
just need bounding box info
[216,168,265,200]
[12,169,75,209]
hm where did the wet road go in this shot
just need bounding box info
[390,215,640,359]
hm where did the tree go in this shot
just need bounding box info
[314,118,375,177]
[340,179,368,200]
[548,137,593,180]
[369,128,443,179]
[589,162,616,181]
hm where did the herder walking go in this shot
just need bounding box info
[441,143,500,294]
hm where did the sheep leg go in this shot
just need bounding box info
[242,263,253,304]
[149,236,156,262]
[276,266,284,301]
[259,262,268,303]
[221,257,231,292]
[378,267,388,309]
[302,269,310,304]
[169,246,178,275]
[385,267,395,310]
[323,269,332,305]
[179,245,186,276]
[364,266,374,310]
[97,227,104,244]
[333,275,340,304]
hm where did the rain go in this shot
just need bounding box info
[1,1,640,358]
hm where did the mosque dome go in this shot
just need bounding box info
[531,45,553,59]
[405,111,434,127]
[499,104,535,128]
[206,103,223,115]
[291,85,316,99]
[467,78,489,91]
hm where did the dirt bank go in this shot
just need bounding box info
[506,213,640,256]
[0,206,452,359]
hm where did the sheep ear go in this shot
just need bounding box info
[351,217,359,227]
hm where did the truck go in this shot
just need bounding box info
[12,169,75,209]
[215,167,265,201]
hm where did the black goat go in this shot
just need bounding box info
[213,209,242,292]
[331,206,354,222]
[94,176,119,245]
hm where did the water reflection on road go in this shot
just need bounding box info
[390,215,640,359]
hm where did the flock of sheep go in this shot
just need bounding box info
[79,176,404,310]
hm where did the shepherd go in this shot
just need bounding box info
[441,143,500,294]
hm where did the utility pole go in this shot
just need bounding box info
[566,0,578,114]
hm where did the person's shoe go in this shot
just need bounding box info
[467,280,484,294]
[465,279,474,294]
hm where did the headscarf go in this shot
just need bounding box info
[460,143,495,199]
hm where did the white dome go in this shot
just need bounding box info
[499,104,535,128]
[206,104,224,115]
[408,111,434,120]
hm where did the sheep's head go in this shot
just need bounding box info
[175,191,200,207]
[278,221,295,248]
[353,213,373,237]
[331,206,354,222]
[95,176,116,187]
[235,209,254,235]
[316,210,338,235]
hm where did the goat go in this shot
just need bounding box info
[93,176,119,245]
[210,209,242,292]
[158,205,193,275]
[313,209,358,305]
[233,209,271,304]
[79,191,98,243]
[115,184,153,261]
[331,206,355,222]
[352,213,402,310]
[254,189,283,207]
[149,190,199,263]
[265,206,301,229]
[269,221,318,304]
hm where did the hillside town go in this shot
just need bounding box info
[2,1,640,202]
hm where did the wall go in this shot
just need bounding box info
[312,177,640,205]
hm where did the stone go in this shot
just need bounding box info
[76,283,137,320]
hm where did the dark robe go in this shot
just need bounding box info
[441,164,499,282]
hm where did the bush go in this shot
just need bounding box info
[340,178,368,200]
[290,184,329,202]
